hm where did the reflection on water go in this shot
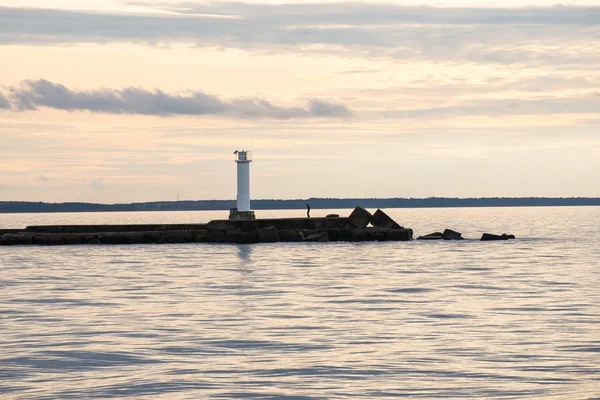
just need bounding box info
[1,207,600,399]
[237,244,253,266]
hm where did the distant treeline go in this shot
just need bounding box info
[1,197,599,213]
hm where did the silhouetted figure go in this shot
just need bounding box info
[306,203,311,218]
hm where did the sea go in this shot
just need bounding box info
[1,206,599,399]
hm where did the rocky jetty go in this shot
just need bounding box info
[0,207,414,246]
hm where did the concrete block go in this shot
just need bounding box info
[303,231,330,242]
[64,234,84,245]
[326,229,339,241]
[371,209,402,229]
[159,234,184,244]
[386,229,413,241]
[14,233,34,245]
[98,232,142,245]
[481,233,516,241]
[338,229,355,242]
[417,232,444,240]
[239,232,260,244]
[81,234,101,244]
[207,230,226,241]
[229,208,256,220]
[33,234,65,245]
[160,231,194,244]
[144,232,162,243]
[0,234,18,245]
[443,229,463,240]
[215,234,241,243]
[258,226,279,243]
[348,206,372,228]
[278,229,304,242]
[352,228,386,242]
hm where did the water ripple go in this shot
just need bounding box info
[1,207,600,398]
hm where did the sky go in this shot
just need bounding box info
[0,0,599,203]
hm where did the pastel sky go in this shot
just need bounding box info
[1,0,599,203]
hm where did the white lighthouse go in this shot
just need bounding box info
[229,150,255,220]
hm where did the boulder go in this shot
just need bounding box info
[348,206,372,228]
[481,233,516,241]
[417,232,444,240]
[370,209,402,229]
[257,226,279,243]
[303,231,330,242]
[443,229,463,240]
[325,214,340,218]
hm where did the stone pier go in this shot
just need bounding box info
[1,207,414,246]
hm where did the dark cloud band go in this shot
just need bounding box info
[3,79,352,119]
[0,4,598,55]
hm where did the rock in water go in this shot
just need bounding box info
[443,229,463,240]
[417,232,444,240]
[371,209,403,229]
[481,233,516,241]
[348,206,372,228]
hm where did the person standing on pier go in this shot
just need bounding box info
[306,203,311,218]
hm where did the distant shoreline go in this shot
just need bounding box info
[1,198,599,214]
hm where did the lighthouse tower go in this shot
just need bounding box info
[229,150,256,220]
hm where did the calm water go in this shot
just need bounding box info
[1,207,599,399]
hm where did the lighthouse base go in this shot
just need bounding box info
[228,208,256,220]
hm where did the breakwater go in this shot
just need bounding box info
[0,207,414,246]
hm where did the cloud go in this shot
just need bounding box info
[4,79,352,119]
[371,95,600,119]
[308,100,352,117]
[162,3,600,25]
[0,92,10,109]
[0,4,599,65]
[2,79,596,120]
